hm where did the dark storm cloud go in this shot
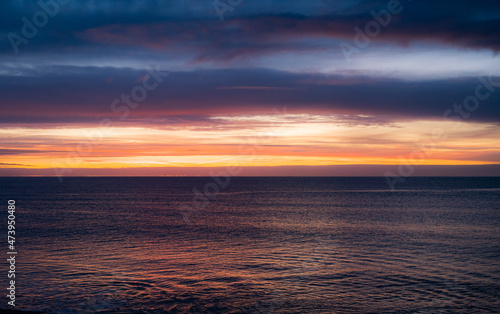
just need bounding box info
[0,66,498,123]
[1,1,499,125]
[1,0,499,57]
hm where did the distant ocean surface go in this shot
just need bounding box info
[1,177,499,313]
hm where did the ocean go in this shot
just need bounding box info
[1,177,499,313]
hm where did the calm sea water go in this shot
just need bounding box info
[1,177,499,313]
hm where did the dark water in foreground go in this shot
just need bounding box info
[1,177,499,313]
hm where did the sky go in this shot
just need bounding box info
[0,0,499,177]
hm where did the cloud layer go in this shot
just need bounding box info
[1,0,499,176]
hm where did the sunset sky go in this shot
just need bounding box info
[1,0,499,177]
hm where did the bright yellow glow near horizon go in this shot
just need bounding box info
[1,114,499,170]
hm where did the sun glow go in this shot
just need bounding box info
[1,115,499,172]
